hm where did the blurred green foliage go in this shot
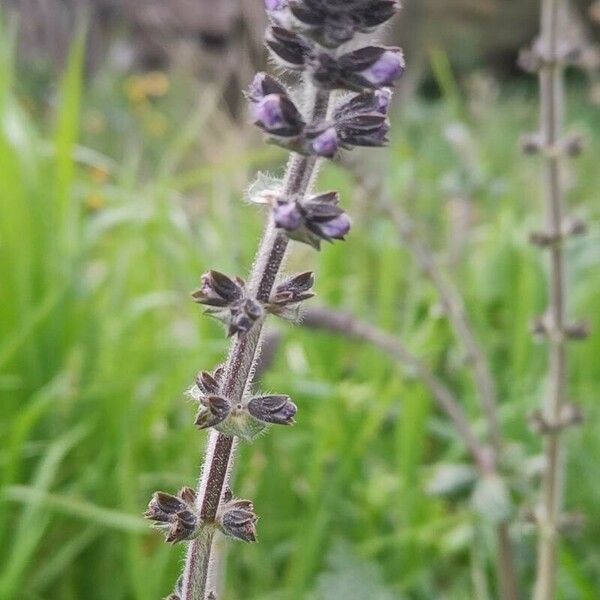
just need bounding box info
[1,15,599,600]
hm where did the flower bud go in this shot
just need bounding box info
[218,499,258,543]
[306,126,339,157]
[145,488,199,544]
[250,94,306,138]
[336,114,390,148]
[247,394,298,425]
[289,1,399,48]
[247,72,288,101]
[195,272,263,337]
[335,88,392,120]
[273,200,304,231]
[272,191,351,250]
[266,26,311,69]
[352,47,405,88]
[311,47,404,92]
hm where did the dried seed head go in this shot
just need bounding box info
[192,271,244,308]
[247,394,298,425]
[145,488,199,544]
[217,499,259,543]
[529,403,585,435]
[195,272,263,337]
[195,395,232,430]
[195,370,221,395]
[268,271,315,311]
[226,298,264,337]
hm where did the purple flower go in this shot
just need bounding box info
[334,88,393,120]
[311,46,405,92]
[375,88,393,112]
[308,127,339,158]
[265,0,287,10]
[248,93,305,138]
[251,95,286,130]
[273,201,303,231]
[359,48,405,87]
[336,114,390,148]
[271,191,351,249]
[314,212,352,240]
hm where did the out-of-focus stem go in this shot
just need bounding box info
[180,88,331,600]
[302,307,490,473]
[303,305,518,599]
[534,1,569,599]
[381,200,518,600]
[383,199,502,456]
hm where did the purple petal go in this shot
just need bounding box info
[319,213,351,239]
[251,94,286,130]
[273,202,303,231]
[361,49,405,87]
[265,0,286,10]
[375,88,393,113]
[311,127,339,158]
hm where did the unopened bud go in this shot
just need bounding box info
[247,394,298,425]
[266,26,311,69]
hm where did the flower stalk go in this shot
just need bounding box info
[519,1,587,598]
[145,2,404,598]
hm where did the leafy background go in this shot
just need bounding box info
[1,9,599,600]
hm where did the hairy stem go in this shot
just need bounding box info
[181,87,331,600]
[534,1,569,598]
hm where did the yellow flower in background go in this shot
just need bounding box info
[124,71,170,105]
[84,192,105,212]
[88,166,109,185]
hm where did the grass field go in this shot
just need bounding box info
[1,20,599,600]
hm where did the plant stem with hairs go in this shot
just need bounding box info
[519,1,588,598]
[144,2,405,598]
